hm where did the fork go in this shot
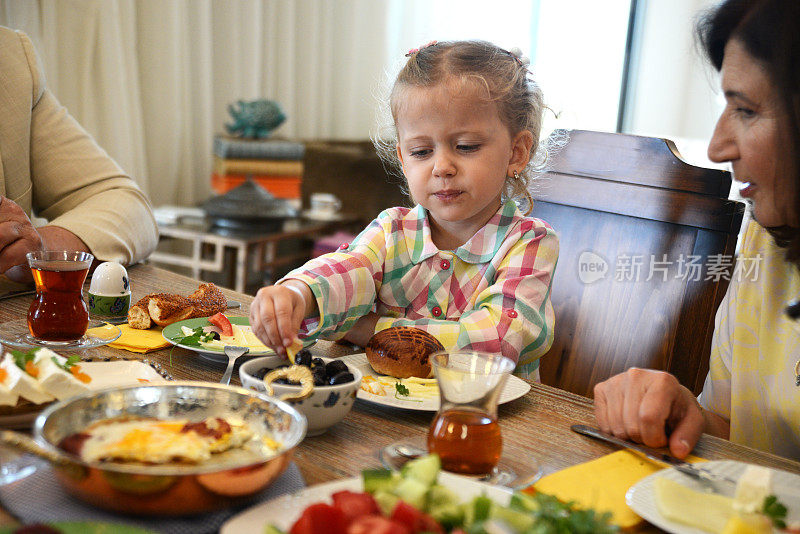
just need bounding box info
[221,345,250,385]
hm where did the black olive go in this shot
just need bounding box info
[295,349,312,367]
[211,332,221,340]
[325,360,348,377]
[311,357,325,369]
[329,371,355,385]
[312,366,327,386]
[254,367,270,380]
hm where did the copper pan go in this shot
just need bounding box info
[0,382,306,516]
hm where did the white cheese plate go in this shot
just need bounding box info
[626,460,800,533]
[0,360,167,429]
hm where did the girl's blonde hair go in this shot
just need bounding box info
[373,40,546,214]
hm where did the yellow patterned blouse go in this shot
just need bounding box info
[699,220,800,460]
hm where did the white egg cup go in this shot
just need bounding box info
[87,262,131,319]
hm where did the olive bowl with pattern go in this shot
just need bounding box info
[239,352,362,437]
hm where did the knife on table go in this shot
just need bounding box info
[571,424,737,486]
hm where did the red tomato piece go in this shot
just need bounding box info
[290,503,347,534]
[390,501,445,534]
[208,312,233,337]
[331,490,380,524]
[347,515,411,534]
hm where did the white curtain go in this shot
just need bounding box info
[0,0,397,206]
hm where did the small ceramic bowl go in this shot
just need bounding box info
[239,356,362,436]
[88,262,131,318]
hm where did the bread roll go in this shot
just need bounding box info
[365,326,444,378]
[127,283,227,329]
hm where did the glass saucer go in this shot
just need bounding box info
[0,319,121,350]
[379,437,542,490]
[0,444,47,485]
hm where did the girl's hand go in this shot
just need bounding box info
[593,368,707,459]
[250,282,314,357]
[342,312,380,347]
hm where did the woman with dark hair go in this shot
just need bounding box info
[593,0,800,460]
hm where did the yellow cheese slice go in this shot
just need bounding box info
[655,476,733,533]
[530,449,705,528]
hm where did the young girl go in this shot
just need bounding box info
[250,40,559,379]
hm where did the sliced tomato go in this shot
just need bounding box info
[208,312,233,336]
[331,490,380,525]
[390,501,444,534]
[347,515,410,534]
[290,503,347,534]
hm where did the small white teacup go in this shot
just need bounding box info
[310,193,342,216]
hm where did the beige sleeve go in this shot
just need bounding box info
[20,31,158,264]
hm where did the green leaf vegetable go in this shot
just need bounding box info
[52,354,81,373]
[395,382,410,397]
[762,494,788,529]
[10,349,37,372]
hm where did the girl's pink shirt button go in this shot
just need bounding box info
[339,243,349,249]
[506,309,518,318]
[432,306,442,317]
[440,259,450,270]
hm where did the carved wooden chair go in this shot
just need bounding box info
[534,129,745,397]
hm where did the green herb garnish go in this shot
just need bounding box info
[395,382,410,397]
[763,494,788,528]
[52,354,81,373]
[523,492,619,533]
[168,326,216,368]
[10,349,37,372]
[171,326,213,347]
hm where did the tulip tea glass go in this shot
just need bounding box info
[426,351,513,475]
[27,251,93,342]
[379,350,541,489]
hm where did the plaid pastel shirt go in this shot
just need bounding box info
[281,200,559,379]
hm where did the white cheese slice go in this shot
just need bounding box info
[0,364,19,406]
[734,465,772,514]
[34,349,91,401]
[0,353,53,404]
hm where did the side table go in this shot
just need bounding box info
[149,215,360,294]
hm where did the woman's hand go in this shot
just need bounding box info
[250,281,315,356]
[593,368,708,459]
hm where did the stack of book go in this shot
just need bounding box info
[212,135,305,208]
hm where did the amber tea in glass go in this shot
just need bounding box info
[27,251,93,341]
[426,351,514,475]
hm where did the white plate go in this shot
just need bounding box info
[221,470,511,533]
[626,460,800,533]
[341,353,531,411]
[0,360,167,429]
[162,317,278,364]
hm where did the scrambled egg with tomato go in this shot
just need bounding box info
[74,416,269,464]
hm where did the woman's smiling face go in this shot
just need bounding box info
[707,39,794,228]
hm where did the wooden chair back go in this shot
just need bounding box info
[534,129,745,397]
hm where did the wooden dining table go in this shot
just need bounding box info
[1,263,799,532]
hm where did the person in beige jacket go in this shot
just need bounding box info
[0,26,158,282]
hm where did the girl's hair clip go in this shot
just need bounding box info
[507,47,531,68]
[406,40,438,57]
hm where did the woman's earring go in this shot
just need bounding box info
[513,170,520,180]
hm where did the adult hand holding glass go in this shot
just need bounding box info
[0,196,44,282]
[250,281,316,356]
[593,368,730,459]
[0,196,93,283]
